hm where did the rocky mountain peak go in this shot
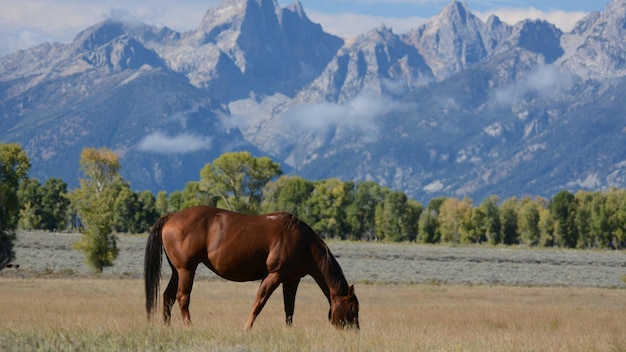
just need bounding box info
[405,0,489,79]
[559,0,626,79]
[569,12,601,36]
[599,0,626,36]
[73,20,128,51]
[193,0,282,44]
[439,1,472,24]
[155,0,341,100]
[606,0,626,16]
[512,20,563,63]
[71,18,162,51]
[350,25,396,46]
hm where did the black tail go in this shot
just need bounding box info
[144,213,173,320]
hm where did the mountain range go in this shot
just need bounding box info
[2,0,626,202]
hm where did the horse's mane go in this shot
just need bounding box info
[320,244,349,294]
[277,212,349,294]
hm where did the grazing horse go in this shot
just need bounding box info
[144,206,359,330]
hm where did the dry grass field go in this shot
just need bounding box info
[1,231,625,351]
[0,278,624,351]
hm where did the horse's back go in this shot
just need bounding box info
[162,206,314,282]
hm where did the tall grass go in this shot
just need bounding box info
[1,278,624,351]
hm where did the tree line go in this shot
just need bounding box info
[1,144,624,271]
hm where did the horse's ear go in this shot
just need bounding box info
[348,285,355,296]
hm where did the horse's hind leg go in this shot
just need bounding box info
[176,267,196,326]
[163,270,178,325]
[283,278,300,326]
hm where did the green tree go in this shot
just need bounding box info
[112,185,159,234]
[167,191,184,212]
[500,197,519,245]
[462,206,486,244]
[199,152,282,214]
[306,179,352,239]
[68,148,121,271]
[602,189,626,249]
[404,199,423,242]
[418,197,445,243]
[346,181,389,240]
[17,178,42,230]
[538,207,555,247]
[585,192,608,248]
[480,196,501,245]
[180,181,205,209]
[261,176,315,222]
[551,190,578,247]
[18,177,70,231]
[136,190,159,233]
[518,197,542,246]
[374,191,418,242]
[112,184,137,233]
[155,191,168,215]
[439,197,472,244]
[39,178,70,231]
[0,143,30,268]
[574,191,594,248]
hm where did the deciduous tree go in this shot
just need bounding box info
[480,195,501,245]
[0,143,30,268]
[418,197,445,243]
[346,181,388,240]
[261,176,315,222]
[39,177,70,231]
[68,148,121,271]
[518,197,541,246]
[551,190,578,247]
[439,197,472,244]
[155,191,168,215]
[199,152,282,214]
[500,197,519,245]
[17,178,42,230]
[306,179,352,239]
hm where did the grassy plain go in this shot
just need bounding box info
[0,278,624,351]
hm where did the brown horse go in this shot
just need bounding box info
[144,206,359,330]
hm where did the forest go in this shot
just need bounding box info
[1,142,624,270]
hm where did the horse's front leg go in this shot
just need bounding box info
[244,272,281,330]
[282,278,301,326]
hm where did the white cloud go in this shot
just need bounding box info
[423,180,444,193]
[281,92,415,142]
[493,64,573,106]
[475,8,588,32]
[137,132,212,153]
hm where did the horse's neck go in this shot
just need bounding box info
[310,241,349,301]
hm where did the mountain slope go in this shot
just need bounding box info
[2,0,626,202]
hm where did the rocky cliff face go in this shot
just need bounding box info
[559,0,626,79]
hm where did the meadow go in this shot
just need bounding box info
[0,232,624,351]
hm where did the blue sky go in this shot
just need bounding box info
[0,0,610,57]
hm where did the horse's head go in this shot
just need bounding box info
[329,285,360,329]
